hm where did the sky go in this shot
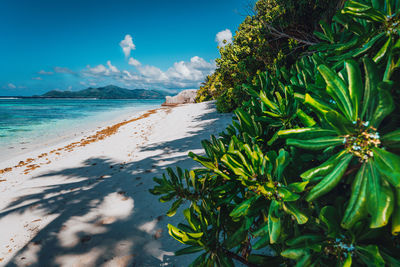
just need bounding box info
[0,0,247,96]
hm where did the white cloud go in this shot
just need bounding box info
[120,34,136,57]
[54,67,75,74]
[67,86,72,90]
[107,60,119,73]
[128,57,141,67]
[32,77,43,80]
[7,83,16,89]
[80,81,87,86]
[84,61,121,77]
[138,65,168,81]
[216,29,233,47]
[122,70,140,81]
[81,55,215,89]
[38,70,53,75]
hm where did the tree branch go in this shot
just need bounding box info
[263,23,319,46]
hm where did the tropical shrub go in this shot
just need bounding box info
[150,0,400,266]
[196,0,342,112]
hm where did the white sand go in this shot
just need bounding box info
[0,101,232,267]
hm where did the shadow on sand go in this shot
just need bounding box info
[1,102,232,266]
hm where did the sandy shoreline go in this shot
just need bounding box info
[0,101,232,266]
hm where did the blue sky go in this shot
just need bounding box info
[0,0,246,96]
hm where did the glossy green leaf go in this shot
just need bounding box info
[341,164,368,229]
[345,59,362,120]
[296,109,317,127]
[369,180,394,228]
[371,81,394,128]
[361,57,380,121]
[373,147,400,187]
[167,198,184,217]
[287,136,344,150]
[306,154,353,201]
[283,202,308,224]
[301,151,346,180]
[318,65,353,119]
[373,35,392,63]
[281,248,307,260]
[268,200,281,244]
[304,93,333,116]
[278,128,337,139]
[324,110,353,134]
[229,195,260,218]
[357,245,385,267]
[319,206,341,237]
[175,245,204,256]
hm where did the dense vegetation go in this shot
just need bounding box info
[151,0,400,266]
[196,0,343,112]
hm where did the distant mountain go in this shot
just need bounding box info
[40,85,169,99]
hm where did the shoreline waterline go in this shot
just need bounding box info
[0,99,164,163]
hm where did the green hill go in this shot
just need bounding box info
[41,85,169,99]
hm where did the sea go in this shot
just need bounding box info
[0,98,164,161]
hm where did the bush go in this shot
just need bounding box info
[151,1,400,266]
[197,0,342,112]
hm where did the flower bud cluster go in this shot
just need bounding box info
[344,121,380,162]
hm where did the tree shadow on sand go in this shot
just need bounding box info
[1,103,232,267]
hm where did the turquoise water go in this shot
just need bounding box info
[0,98,163,156]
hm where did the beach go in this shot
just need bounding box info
[0,101,232,266]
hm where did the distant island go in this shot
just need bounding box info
[36,85,170,99]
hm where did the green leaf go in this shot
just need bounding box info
[341,164,368,229]
[324,110,353,134]
[373,147,400,187]
[391,187,400,235]
[361,57,380,121]
[189,253,208,267]
[304,93,333,116]
[253,235,270,250]
[278,128,337,139]
[286,136,344,150]
[345,59,362,120]
[287,181,309,193]
[318,65,353,120]
[224,217,252,249]
[175,245,204,256]
[281,248,307,260]
[353,32,386,57]
[301,151,346,180]
[167,198,184,217]
[342,254,352,267]
[229,195,260,218]
[373,35,392,63]
[357,245,385,267]
[306,154,353,201]
[283,202,308,224]
[296,109,316,127]
[369,180,394,228]
[268,200,281,244]
[370,81,394,128]
[278,188,300,202]
[366,161,383,228]
[319,206,341,237]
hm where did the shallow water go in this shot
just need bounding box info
[0,98,163,158]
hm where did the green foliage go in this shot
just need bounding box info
[196,0,341,112]
[151,0,400,266]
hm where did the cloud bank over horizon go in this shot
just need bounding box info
[4,33,219,92]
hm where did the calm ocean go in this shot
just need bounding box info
[0,98,164,159]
